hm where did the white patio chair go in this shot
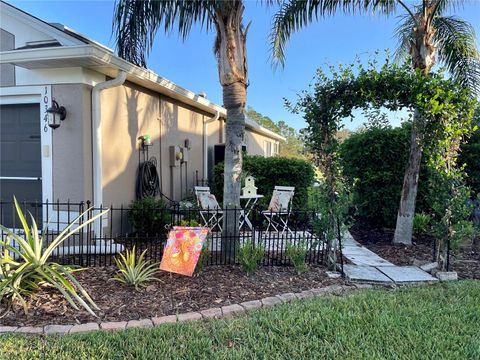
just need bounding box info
[262,186,295,236]
[194,186,223,231]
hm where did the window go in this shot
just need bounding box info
[263,140,272,157]
[273,142,279,156]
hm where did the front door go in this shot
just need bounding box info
[0,103,43,228]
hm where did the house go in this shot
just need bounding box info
[0,0,284,222]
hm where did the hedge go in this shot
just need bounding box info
[459,130,480,196]
[339,124,432,227]
[214,155,315,209]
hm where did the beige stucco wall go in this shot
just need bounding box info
[245,130,280,157]
[50,81,279,208]
[100,81,220,206]
[51,83,92,202]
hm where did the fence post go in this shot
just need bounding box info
[336,212,344,277]
[446,235,451,272]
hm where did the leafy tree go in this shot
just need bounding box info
[113,0,251,258]
[288,59,477,262]
[458,107,480,195]
[245,107,278,133]
[271,0,480,245]
[245,106,306,158]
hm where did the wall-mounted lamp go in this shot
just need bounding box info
[46,100,66,130]
[138,134,152,148]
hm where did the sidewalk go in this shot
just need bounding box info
[341,232,438,283]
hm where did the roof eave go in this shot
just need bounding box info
[0,44,285,141]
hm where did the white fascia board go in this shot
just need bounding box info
[1,44,286,142]
[0,45,98,63]
[245,117,287,142]
[1,2,84,46]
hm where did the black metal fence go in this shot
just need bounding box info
[0,200,332,268]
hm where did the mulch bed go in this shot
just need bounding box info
[350,222,480,280]
[0,265,344,327]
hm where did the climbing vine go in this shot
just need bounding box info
[288,56,478,270]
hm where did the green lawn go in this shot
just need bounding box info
[2,281,479,360]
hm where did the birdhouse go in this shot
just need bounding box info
[242,176,257,196]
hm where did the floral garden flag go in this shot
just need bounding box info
[160,226,209,277]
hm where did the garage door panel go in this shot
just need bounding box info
[0,140,16,161]
[20,141,42,170]
[0,103,42,228]
[0,179,43,228]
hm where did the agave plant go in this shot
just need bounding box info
[113,246,158,290]
[0,197,108,316]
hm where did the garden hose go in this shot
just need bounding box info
[136,157,178,205]
[136,157,160,199]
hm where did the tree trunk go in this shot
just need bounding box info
[222,82,246,261]
[212,3,249,262]
[393,8,436,245]
[393,110,423,245]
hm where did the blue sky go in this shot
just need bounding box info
[9,0,480,131]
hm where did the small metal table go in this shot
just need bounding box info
[239,194,264,230]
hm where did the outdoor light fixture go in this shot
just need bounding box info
[46,100,66,129]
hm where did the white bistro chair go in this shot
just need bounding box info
[194,186,223,231]
[262,186,295,235]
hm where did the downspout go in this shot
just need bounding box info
[203,111,220,182]
[92,70,127,236]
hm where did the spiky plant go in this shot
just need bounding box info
[113,247,159,290]
[0,197,107,316]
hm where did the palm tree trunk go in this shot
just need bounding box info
[213,3,249,262]
[222,82,246,261]
[393,110,423,245]
[393,10,435,245]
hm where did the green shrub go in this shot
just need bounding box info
[128,197,170,235]
[113,246,159,290]
[214,156,315,209]
[459,130,480,196]
[452,220,478,246]
[179,219,201,227]
[285,240,309,274]
[195,247,210,275]
[238,240,265,274]
[0,198,104,316]
[339,124,432,227]
[413,213,432,234]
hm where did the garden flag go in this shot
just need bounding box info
[160,226,209,277]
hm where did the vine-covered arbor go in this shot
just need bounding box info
[289,59,477,267]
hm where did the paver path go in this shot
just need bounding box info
[341,232,437,283]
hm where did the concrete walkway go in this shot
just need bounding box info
[341,232,438,283]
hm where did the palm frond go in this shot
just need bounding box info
[434,16,480,96]
[113,0,215,67]
[430,0,468,17]
[394,11,416,63]
[270,0,397,67]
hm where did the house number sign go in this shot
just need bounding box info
[43,86,51,132]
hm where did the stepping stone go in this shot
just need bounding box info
[342,231,359,245]
[342,244,394,266]
[377,266,438,282]
[343,264,393,283]
[346,254,393,266]
[342,245,372,255]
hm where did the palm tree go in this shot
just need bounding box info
[271,0,480,245]
[113,0,250,255]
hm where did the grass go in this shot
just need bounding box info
[2,281,479,360]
